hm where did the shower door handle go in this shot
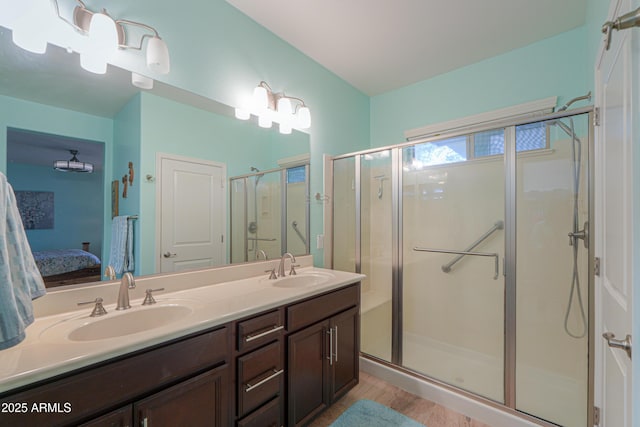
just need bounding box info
[603,332,632,359]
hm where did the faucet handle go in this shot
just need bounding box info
[289,264,300,276]
[78,297,108,317]
[265,268,278,280]
[142,288,165,305]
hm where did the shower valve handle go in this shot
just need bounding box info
[568,221,589,249]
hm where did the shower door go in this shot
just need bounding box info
[515,115,589,427]
[401,133,506,402]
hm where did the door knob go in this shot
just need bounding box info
[163,251,177,258]
[603,332,632,359]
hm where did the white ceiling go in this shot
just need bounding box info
[226,0,588,96]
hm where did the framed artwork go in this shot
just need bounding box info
[15,191,54,229]
[111,180,119,219]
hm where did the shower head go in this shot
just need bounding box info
[250,166,260,173]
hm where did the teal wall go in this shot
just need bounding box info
[7,163,103,256]
[370,27,590,148]
[136,92,311,274]
[0,94,113,268]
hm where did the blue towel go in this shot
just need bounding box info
[108,215,134,275]
[0,173,46,350]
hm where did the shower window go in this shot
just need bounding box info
[474,123,548,157]
[407,123,548,168]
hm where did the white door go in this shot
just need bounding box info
[594,0,635,425]
[158,154,226,272]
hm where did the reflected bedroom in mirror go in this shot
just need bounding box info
[0,28,311,289]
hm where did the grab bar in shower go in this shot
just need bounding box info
[413,247,500,280]
[291,221,307,245]
[441,221,504,273]
[247,237,277,242]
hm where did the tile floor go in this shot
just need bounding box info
[308,371,493,427]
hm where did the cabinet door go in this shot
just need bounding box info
[329,306,359,401]
[287,320,330,427]
[134,364,229,427]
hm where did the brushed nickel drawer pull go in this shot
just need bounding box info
[245,369,284,392]
[245,325,284,342]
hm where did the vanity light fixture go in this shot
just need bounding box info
[235,81,311,134]
[53,150,94,173]
[9,0,170,84]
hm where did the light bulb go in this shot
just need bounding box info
[147,36,170,74]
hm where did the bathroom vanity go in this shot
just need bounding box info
[0,259,363,427]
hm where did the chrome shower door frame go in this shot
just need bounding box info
[329,106,593,426]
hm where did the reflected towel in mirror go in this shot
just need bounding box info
[108,215,134,275]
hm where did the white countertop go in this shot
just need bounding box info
[0,264,364,393]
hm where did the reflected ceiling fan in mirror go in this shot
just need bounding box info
[53,149,94,173]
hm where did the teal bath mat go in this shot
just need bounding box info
[329,399,426,427]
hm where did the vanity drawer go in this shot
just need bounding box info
[237,341,283,418]
[237,396,282,427]
[237,309,284,353]
[287,283,360,332]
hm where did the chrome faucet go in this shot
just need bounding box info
[277,252,296,277]
[116,272,136,310]
[104,265,116,280]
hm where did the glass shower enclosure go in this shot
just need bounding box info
[330,110,592,427]
[230,164,310,262]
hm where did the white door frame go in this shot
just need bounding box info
[155,152,227,272]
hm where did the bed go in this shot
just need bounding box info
[33,249,102,288]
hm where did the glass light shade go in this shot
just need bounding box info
[279,123,292,134]
[11,0,55,54]
[147,36,170,74]
[80,12,118,74]
[277,97,292,116]
[53,160,94,173]
[258,113,272,128]
[297,106,311,129]
[235,108,250,120]
[253,86,269,111]
[131,72,154,89]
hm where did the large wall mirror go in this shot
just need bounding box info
[0,28,310,289]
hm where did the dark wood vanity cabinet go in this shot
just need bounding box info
[0,281,360,427]
[287,285,360,427]
[0,326,230,427]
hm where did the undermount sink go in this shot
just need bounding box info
[41,303,195,343]
[270,272,334,288]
